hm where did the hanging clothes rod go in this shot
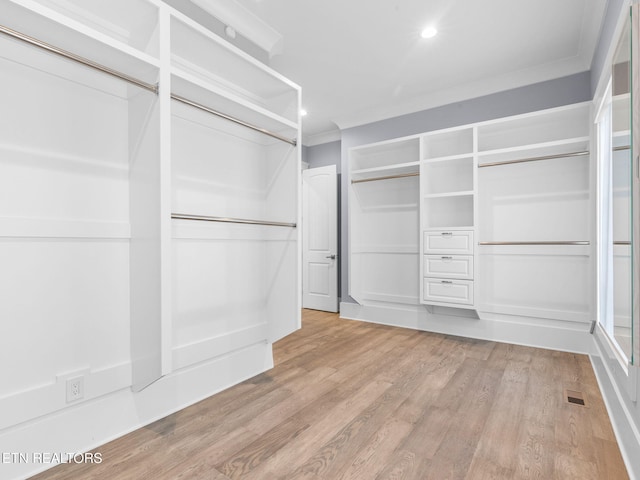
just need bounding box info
[613,145,631,151]
[170,94,297,147]
[351,172,419,184]
[478,241,590,246]
[0,24,158,93]
[478,150,589,168]
[172,213,296,228]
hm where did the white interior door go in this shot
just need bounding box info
[302,165,338,312]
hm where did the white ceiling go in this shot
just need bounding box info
[225,0,607,145]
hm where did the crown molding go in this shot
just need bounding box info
[333,56,588,132]
[302,128,341,147]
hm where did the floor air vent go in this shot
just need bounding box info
[565,389,586,407]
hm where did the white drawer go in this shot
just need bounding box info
[423,278,474,305]
[424,255,473,279]
[424,230,474,254]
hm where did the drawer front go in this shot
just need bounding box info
[424,230,474,254]
[424,255,474,279]
[423,279,474,305]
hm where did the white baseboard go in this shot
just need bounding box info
[0,341,273,480]
[590,327,640,480]
[0,361,132,432]
[339,301,593,354]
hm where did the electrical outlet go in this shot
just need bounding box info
[66,376,84,403]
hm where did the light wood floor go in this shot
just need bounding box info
[33,309,628,480]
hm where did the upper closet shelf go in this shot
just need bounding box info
[477,103,590,151]
[171,70,298,145]
[2,0,160,86]
[613,92,631,103]
[350,161,420,175]
[421,127,474,160]
[613,131,631,141]
[423,190,474,199]
[422,153,475,164]
[170,13,299,125]
[613,94,631,135]
[350,138,420,172]
[350,162,419,184]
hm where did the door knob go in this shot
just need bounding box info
[326,254,337,259]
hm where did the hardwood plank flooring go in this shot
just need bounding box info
[31,310,628,480]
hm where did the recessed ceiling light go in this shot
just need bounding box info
[224,25,236,39]
[300,109,308,117]
[421,26,438,39]
[191,0,283,56]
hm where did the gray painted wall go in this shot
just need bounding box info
[339,72,593,304]
[303,141,342,171]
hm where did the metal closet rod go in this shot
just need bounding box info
[478,241,590,246]
[351,172,419,184]
[172,213,296,228]
[0,24,158,93]
[614,241,631,245]
[478,150,589,168]
[171,94,297,147]
[613,145,631,151]
[0,25,297,147]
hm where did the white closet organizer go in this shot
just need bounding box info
[349,138,420,305]
[348,102,592,326]
[420,127,477,308]
[169,11,300,372]
[0,0,160,422]
[612,92,632,351]
[477,103,591,322]
[0,0,300,430]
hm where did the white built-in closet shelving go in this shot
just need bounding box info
[349,138,420,305]
[420,126,477,308]
[168,8,300,375]
[612,92,632,345]
[477,103,591,322]
[0,0,300,431]
[348,102,593,326]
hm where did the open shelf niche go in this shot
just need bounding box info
[419,126,477,309]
